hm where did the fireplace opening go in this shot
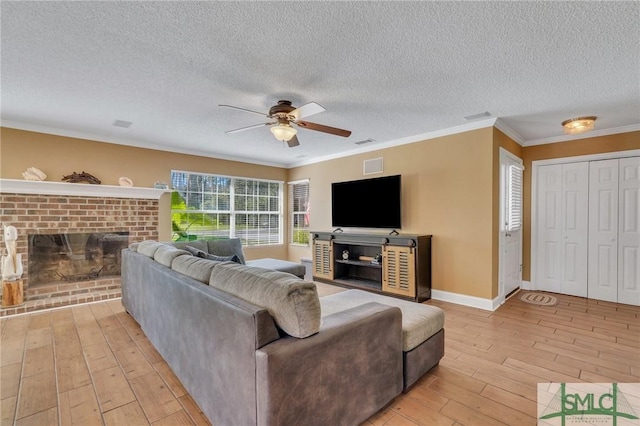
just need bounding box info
[28,232,129,287]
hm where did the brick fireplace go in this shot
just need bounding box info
[0,179,169,316]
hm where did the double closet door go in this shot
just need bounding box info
[536,156,640,306]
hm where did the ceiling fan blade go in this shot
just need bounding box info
[296,121,352,137]
[287,134,300,148]
[225,122,272,134]
[289,102,325,120]
[219,104,269,117]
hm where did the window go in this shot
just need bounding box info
[289,179,310,246]
[506,164,523,232]
[171,171,283,246]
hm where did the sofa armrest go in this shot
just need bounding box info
[255,302,403,426]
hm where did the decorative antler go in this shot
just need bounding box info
[61,171,101,184]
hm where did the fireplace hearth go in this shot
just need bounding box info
[28,232,129,287]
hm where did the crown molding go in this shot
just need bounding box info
[493,118,525,146]
[522,123,640,147]
[287,118,498,168]
[0,120,285,168]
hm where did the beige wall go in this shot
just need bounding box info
[520,131,640,281]
[5,126,634,300]
[0,128,288,260]
[289,127,496,299]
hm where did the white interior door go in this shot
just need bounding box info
[537,164,562,293]
[618,157,640,306]
[536,162,588,296]
[561,162,589,297]
[500,149,523,299]
[588,159,619,302]
[534,150,640,305]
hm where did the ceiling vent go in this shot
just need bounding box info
[113,120,133,128]
[355,138,376,145]
[464,111,492,121]
[363,157,383,175]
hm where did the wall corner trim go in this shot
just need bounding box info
[521,280,534,290]
[431,289,501,311]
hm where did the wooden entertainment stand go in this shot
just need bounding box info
[311,231,432,302]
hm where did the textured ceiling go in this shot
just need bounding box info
[1,1,639,168]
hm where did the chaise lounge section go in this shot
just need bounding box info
[320,289,445,391]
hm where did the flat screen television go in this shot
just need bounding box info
[331,175,401,229]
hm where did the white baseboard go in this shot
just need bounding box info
[521,280,534,290]
[431,289,501,311]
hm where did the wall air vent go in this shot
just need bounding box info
[355,138,376,145]
[113,120,133,128]
[363,157,383,175]
[464,111,492,121]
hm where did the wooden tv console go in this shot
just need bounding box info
[311,231,432,302]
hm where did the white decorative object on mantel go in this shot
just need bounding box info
[118,176,134,187]
[1,225,23,281]
[0,179,172,199]
[21,167,47,181]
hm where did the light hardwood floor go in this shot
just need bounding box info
[1,291,638,425]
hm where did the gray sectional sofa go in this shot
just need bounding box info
[121,239,444,426]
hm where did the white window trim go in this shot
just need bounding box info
[171,170,284,246]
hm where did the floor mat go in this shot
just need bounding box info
[519,292,559,306]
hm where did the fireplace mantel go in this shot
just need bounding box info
[0,179,172,199]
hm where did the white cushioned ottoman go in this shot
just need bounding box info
[320,289,444,391]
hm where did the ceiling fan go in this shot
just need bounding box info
[219,100,352,147]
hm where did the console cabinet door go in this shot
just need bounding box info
[313,240,333,279]
[382,245,415,297]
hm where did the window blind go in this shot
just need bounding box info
[170,170,283,246]
[289,180,310,245]
[507,164,523,232]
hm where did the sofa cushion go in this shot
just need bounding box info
[184,245,241,264]
[154,245,190,267]
[320,290,444,351]
[183,245,208,257]
[206,238,246,264]
[171,255,222,284]
[128,242,141,252]
[209,263,320,338]
[137,241,165,258]
[204,253,241,263]
[171,240,208,253]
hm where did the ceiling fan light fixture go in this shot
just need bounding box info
[270,123,297,141]
[561,116,597,134]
